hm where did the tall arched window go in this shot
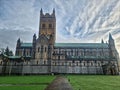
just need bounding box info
[49,24,52,28]
[84,62,86,66]
[37,61,38,64]
[45,47,47,52]
[91,62,93,66]
[38,47,40,52]
[41,46,43,53]
[42,24,45,28]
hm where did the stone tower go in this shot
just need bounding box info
[109,33,115,58]
[15,38,21,56]
[39,8,56,45]
[35,9,56,62]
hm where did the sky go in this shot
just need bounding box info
[0,0,120,54]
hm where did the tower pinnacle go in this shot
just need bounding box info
[109,33,113,40]
[40,8,43,16]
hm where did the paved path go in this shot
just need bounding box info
[45,76,73,90]
[0,83,49,86]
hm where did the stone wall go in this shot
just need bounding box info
[0,60,118,75]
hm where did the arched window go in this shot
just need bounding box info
[84,62,86,66]
[91,62,93,66]
[45,47,47,52]
[44,61,46,65]
[38,47,40,52]
[37,61,38,64]
[42,24,45,28]
[49,24,52,28]
[41,46,43,53]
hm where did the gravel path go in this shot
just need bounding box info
[45,76,73,90]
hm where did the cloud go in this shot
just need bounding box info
[0,0,120,54]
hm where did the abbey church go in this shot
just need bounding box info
[0,9,119,75]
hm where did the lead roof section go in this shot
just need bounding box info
[54,43,109,48]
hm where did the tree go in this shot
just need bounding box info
[4,47,14,56]
[5,46,9,56]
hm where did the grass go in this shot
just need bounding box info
[67,75,120,90]
[0,85,47,90]
[0,75,55,84]
[0,75,55,90]
[1,75,120,90]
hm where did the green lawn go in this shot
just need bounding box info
[0,86,47,90]
[0,75,55,90]
[67,75,120,90]
[1,75,120,90]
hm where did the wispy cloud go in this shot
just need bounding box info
[0,0,120,54]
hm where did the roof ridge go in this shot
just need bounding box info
[21,42,32,44]
[54,43,108,48]
[55,43,107,44]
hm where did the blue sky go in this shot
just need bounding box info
[0,0,120,54]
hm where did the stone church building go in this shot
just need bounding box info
[0,9,119,75]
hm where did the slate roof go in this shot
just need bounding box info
[20,43,109,48]
[8,56,31,60]
[21,43,32,47]
[54,43,109,48]
[8,56,21,59]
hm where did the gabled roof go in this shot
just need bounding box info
[21,43,32,47]
[54,43,108,48]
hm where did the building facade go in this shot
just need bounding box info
[0,9,119,75]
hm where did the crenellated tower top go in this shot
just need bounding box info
[40,8,55,18]
[39,8,56,44]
